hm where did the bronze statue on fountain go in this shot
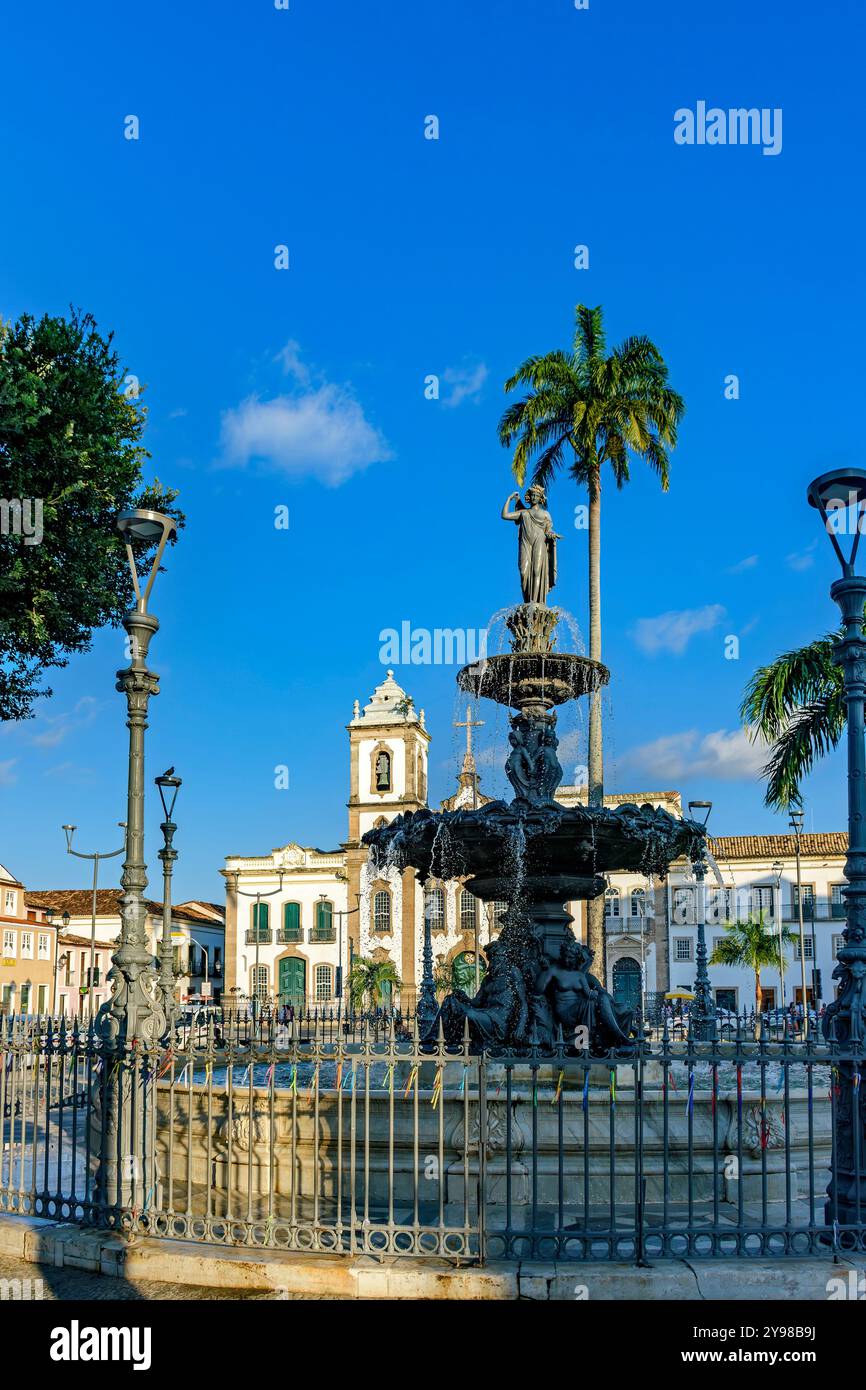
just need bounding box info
[363,486,707,1055]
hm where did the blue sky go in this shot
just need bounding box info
[2,0,864,901]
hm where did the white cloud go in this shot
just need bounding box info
[728,555,758,574]
[29,696,100,749]
[0,759,17,785]
[441,362,488,409]
[629,604,725,656]
[619,727,766,783]
[274,338,311,386]
[787,540,818,572]
[220,346,392,487]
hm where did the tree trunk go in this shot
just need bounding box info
[754,969,762,1040]
[586,464,606,981]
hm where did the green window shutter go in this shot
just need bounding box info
[253,902,269,934]
[284,902,300,933]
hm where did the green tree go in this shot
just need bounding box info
[741,632,845,809]
[498,303,684,971]
[0,309,183,720]
[347,957,402,1011]
[709,912,794,1023]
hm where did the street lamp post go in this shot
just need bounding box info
[790,809,810,1037]
[807,468,866,1229]
[229,871,285,1025]
[772,859,787,1010]
[96,507,177,1212]
[155,771,181,1036]
[688,800,714,1041]
[417,884,439,1034]
[318,892,359,1008]
[62,824,125,1022]
[99,508,177,1047]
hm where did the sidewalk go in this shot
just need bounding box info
[0,1214,858,1300]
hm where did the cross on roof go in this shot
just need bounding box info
[454,704,484,759]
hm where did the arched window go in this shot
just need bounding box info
[424,887,446,934]
[250,965,269,1001]
[374,749,392,792]
[460,890,477,933]
[604,889,621,918]
[630,888,647,920]
[282,902,301,941]
[314,900,334,940]
[373,890,392,933]
[315,964,333,1001]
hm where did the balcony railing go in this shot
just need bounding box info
[605,916,654,935]
[783,901,846,922]
[245,930,273,946]
[277,926,302,944]
[309,927,336,944]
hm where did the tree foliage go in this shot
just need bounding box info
[740,631,846,809]
[0,309,184,720]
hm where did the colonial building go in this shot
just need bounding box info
[661,832,847,1015]
[25,890,225,1015]
[0,862,58,1015]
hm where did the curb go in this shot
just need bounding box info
[0,1215,860,1299]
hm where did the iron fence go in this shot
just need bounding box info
[1,1013,864,1263]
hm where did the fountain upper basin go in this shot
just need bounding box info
[363,800,705,903]
[458,652,609,711]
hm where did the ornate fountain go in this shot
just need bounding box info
[364,486,706,1052]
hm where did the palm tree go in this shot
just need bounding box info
[346,957,402,1012]
[741,631,845,809]
[498,303,684,971]
[708,912,794,1025]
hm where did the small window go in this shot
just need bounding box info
[315,901,333,936]
[373,890,392,933]
[833,934,845,958]
[674,937,693,962]
[424,887,446,934]
[315,964,332,1001]
[250,965,269,1001]
[490,901,508,930]
[4,890,16,914]
[283,902,301,938]
[794,936,815,961]
[460,891,477,933]
[20,932,33,959]
[673,888,695,925]
[630,889,647,919]
[251,902,269,937]
[604,889,621,918]
[2,929,15,958]
[37,933,50,960]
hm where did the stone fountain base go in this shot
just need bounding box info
[153,1076,831,1216]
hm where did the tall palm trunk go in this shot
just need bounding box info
[586,465,606,981]
[754,968,763,1040]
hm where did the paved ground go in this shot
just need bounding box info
[0,1253,323,1300]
